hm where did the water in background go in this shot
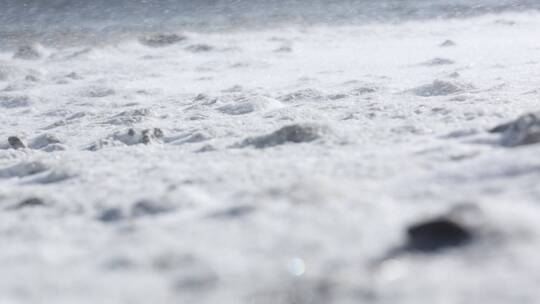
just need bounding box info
[1,0,539,47]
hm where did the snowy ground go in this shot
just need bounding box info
[1,11,540,303]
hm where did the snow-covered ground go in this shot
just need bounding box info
[1,9,540,303]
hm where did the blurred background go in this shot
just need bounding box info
[1,0,539,47]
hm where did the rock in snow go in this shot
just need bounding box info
[11,197,46,210]
[235,124,327,148]
[406,217,473,252]
[7,136,25,149]
[412,80,473,97]
[139,33,187,47]
[490,112,540,147]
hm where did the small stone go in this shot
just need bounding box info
[440,40,456,47]
[141,130,152,144]
[25,75,39,82]
[411,80,472,97]
[406,217,473,252]
[131,200,173,217]
[490,112,540,147]
[98,208,124,223]
[8,136,25,149]
[420,58,455,66]
[195,144,216,153]
[139,33,186,47]
[207,205,256,219]
[153,128,164,138]
[185,44,214,53]
[12,197,45,209]
[236,124,327,149]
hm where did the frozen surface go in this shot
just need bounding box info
[1,9,540,304]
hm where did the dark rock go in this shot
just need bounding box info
[25,75,39,82]
[131,200,173,217]
[195,144,216,153]
[406,217,473,252]
[139,33,186,47]
[98,208,124,223]
[440,40,456,47]
[153,128,164,138]
[207,205,256,219]
[185,44,214,53]
[141,128,163,144]
[12,197,45,209]
[141,130,152,144]
[8,136,25,149]
[490,112,540,147]
[236,124,326,149]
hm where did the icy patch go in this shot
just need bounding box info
[490,112,540,147]
[29,134,62,150]
[411,80,473,97]
[234,124,328,149]
[0,161,49,178]
[23,169,73,185]
[0,95,32,108]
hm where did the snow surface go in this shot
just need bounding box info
[1,10,540,304]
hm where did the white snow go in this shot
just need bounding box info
[1,11,540,303]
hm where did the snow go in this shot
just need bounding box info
[1,10,540,303]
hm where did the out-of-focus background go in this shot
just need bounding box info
[1,0,539,47]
